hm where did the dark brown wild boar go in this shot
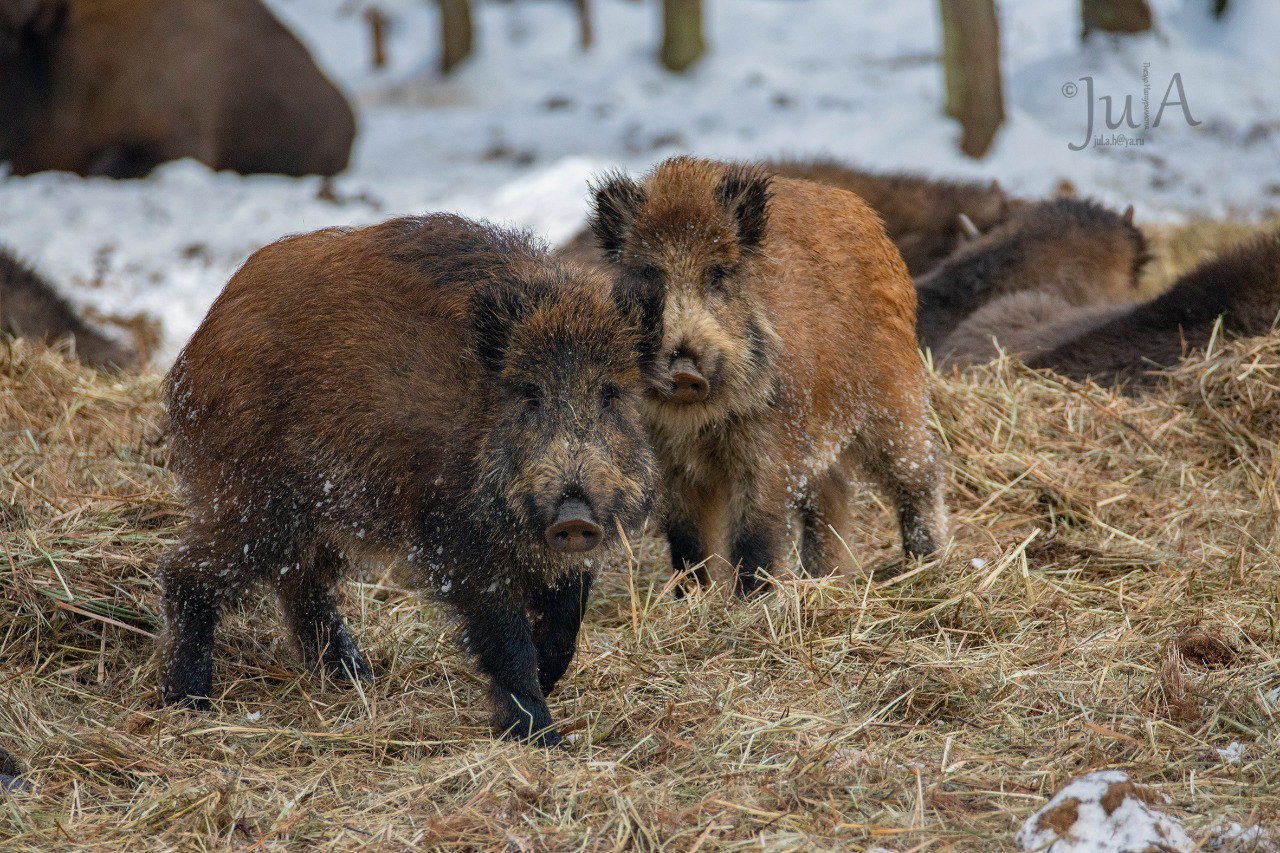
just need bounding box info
[915,198,1148,354]
[1,0,354,178]
[762,157,1024,276]
[589,156,949,594]
[1024,229,1280,385]
[0,245,136,368]
[937,289,1124,368]
[157,214,656,746]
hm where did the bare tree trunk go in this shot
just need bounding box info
[576,0,593,50]
[660,0,705,73]
[1081,0,1153,39]
[1212,0,1228,18]
[438,0,473,75]
[939,0,1004,159]
[365,6,389,70]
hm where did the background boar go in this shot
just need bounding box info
[589,156,949,594]
[0,0,354,178]
[1025,229,1280,385]
[763,157,1025,276]
[1,245,136,368]
[158,214,655,746]
[914,198,1148,353]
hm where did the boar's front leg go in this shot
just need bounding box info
[460,593,560,747]
[529,571,592,696]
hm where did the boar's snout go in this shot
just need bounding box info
[545,499,603,553]
[669,356,709,404]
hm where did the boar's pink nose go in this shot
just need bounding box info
[545,499,603,553]
[669,357,709,403]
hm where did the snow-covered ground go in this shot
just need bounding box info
[3,0,1280,363]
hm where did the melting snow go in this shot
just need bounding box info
[1015,770,1193,853]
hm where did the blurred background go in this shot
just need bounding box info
[1,0,1277,362]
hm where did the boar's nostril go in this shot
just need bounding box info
[669,356,709,403]
[545,499,603,553]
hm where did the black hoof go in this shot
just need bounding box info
[160,691,212,712]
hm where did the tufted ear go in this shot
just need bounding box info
[471,278,536,372]
[715,164,772,254]
[589,172,646,262]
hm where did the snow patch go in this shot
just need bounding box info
[1015,770,1193,853]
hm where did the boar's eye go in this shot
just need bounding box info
[708,266,730,293]
[521,383,543,411]
[634,265,663,286]
[600,383,622,412]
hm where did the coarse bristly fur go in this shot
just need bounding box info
[1,0,354,177]
[0,245,136,369]
[916,197,1150,354]
[1025,228,1280,386]
[763,157,1026,277]
[588,156,949,595]
[157,214,657,747]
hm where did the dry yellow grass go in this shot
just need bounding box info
[2,226,1280,849]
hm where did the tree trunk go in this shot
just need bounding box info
[438,0,473,75]
[660,0,705,73]
[939,0,1004,159]
[364,6,389,70]
[575,0,593,50]
[1081,0,1153,39]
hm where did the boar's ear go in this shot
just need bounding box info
[716,164,772,254]
[471,279,533,372]
[589,172,645,262]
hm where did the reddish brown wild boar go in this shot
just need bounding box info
[1,0,354,177]
[916,198,1148,354]
[559,158,1024,279]
[158,214,656,746]
[589,156,949,594]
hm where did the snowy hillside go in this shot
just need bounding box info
[2,0,1279,363]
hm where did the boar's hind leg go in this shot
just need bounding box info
[157,545,221,709]
[850,400,949,563]
[277,544,371,683]
[530,571,593,696]
[799,467,853,576]
[157,524,269,708]
[460,594,559,747]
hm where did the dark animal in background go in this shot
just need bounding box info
[1025,229,1280,385]
[762,157,1025,276]
[915,198,1148,355]
[938,290,1123,369]
[589,157,948,595]
[0,0,355,178]
[158,215,656,746]
[1,245,136,368]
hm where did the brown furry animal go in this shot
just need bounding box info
[157,214,656,746]
[589,157,949,594]
[0,246,136,368]
[1,0,354,178]
[1025,230,1280,385]
[559,158,1023,278]
[937,290,1123,367]
[915,198,1149,354]
[762,157,1025,276]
